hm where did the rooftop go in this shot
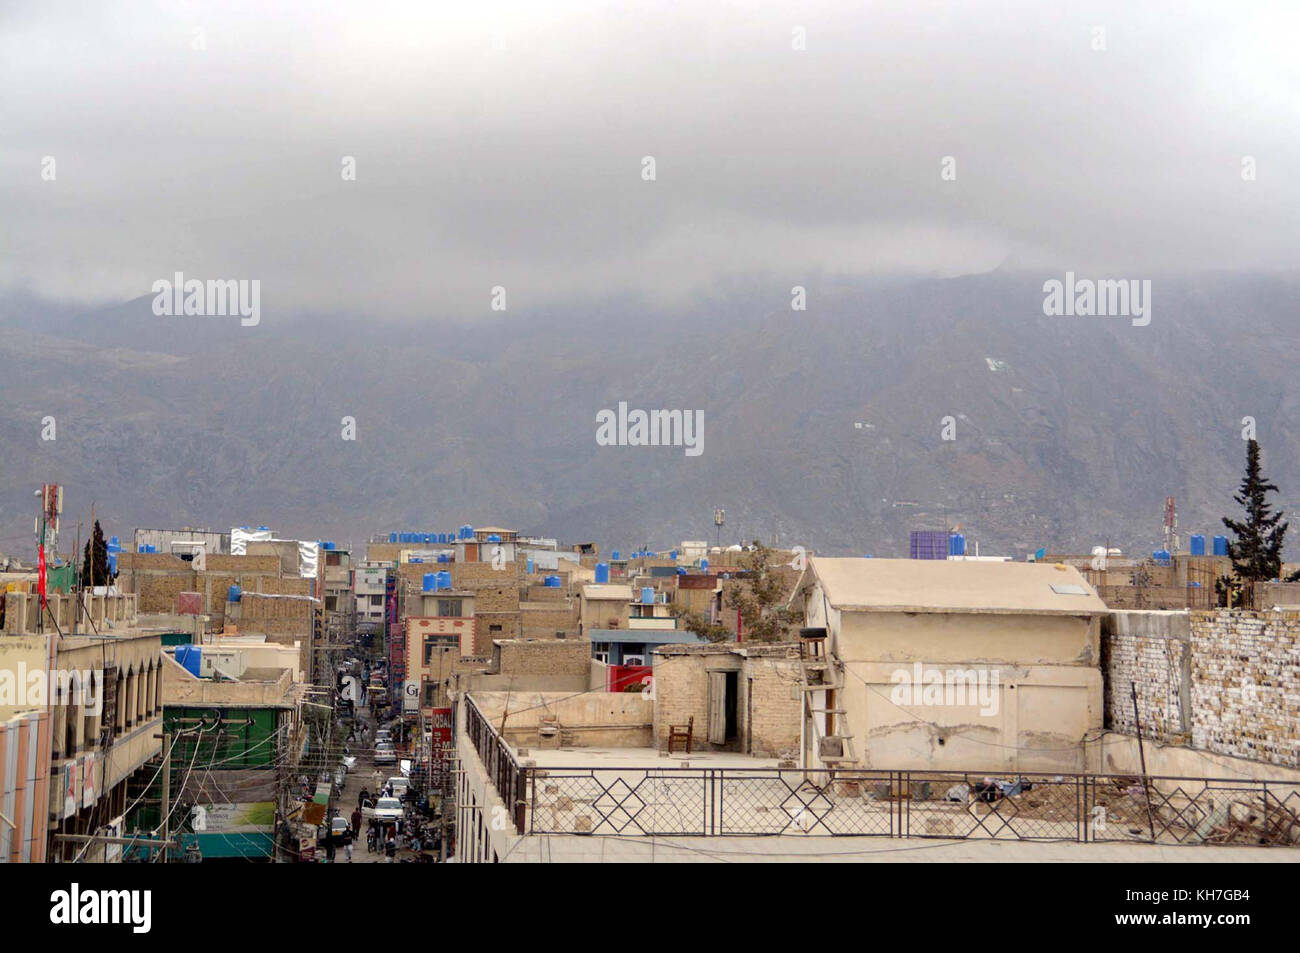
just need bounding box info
[810,556,1108,616]
[586,629,705,645]
[582,584,634,600]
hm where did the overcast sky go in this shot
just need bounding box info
[2,1,1297,319]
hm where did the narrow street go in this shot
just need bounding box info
[326,695,436,864]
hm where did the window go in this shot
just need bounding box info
[624,654,646,666]
[437,598,461,617]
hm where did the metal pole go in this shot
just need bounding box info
[1129,681,1157,842]
[160,731,171,863]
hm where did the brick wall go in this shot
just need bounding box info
[651,650,714,751]
[494,639,590,677]
[520,602,579,639]
[1103,610,1300,768]
[741,657,803,758]
[1100,612,1191,744]
[1190,610,1300,766]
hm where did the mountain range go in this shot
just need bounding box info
[2,271,1298,561]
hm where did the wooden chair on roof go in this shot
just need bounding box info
[667,716,693,754]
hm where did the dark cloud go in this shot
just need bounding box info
[1,1,1296,319]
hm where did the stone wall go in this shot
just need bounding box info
[1103,610,1300,768]
[1101,611,1191,744]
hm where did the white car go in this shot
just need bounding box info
[370,797,403,823]
[386,776,410,800]
[373,745,396,765]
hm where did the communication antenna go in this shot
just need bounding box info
[713,508,725,549]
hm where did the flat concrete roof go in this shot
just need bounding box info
[811,556,1108,616]
[586,629,705,645]
[519,746,781,770]
[582,584,634,600]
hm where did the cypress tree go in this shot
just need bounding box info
[81,519,113,588]
[1221,439,1290,583]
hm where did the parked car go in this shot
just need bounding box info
[319,815,351,847]
[387,776,410,800]
[373,745,397,765]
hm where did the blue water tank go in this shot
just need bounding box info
[487,534,501,543]
[439,570,453,589]
[257,526,269,531]
[108,536,120,550]
[949,533,966,557]
[863,554,873,558]
[611,550,621,561]
[108,553,118,574]
[1190,534,1206,556]
[1153,549,1172,565]
[641,587,654,604]
[526,558,534,574]
[595,563,610,584]
[437,554,450,564]
[676,567,687,575]
[228,584,242,603]
[670,551,677,560]
[411,557,423,564]
[422,573,435,592]
[544,575,562,588]
[389,532,397,543]
[138,545,147,553]
[1213,535,1229,556]
[175,645,201,677]
[700,558,709,570]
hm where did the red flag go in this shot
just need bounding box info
[38,543,47,609]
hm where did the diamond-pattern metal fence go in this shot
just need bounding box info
[522,765,1300,846]
[465,697,1299,846]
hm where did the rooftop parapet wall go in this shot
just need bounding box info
[1103,609,1300,769]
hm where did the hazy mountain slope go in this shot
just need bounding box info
[2,273,1297,559]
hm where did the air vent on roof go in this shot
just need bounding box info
[1050,584,1088,595]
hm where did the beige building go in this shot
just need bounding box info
[579,584,632,635]
[802,557,1108,774]
[652,642,804,757]
[0,591,164,861]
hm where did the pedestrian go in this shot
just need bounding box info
[385,834,397,863]
[344,834,354,863]
[351,807,362,837]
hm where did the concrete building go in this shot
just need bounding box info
[579,584,633,635]
[354,560,390,629]
[0,591,165,862]
[587,629,705,667]
[151,645,305,860]
[802,557,1108,774]
[133,527,231,557]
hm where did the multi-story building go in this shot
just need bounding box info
[0,590,164,862]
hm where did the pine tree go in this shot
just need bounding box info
[1221,439,1290,583]
[81,519,113,588]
